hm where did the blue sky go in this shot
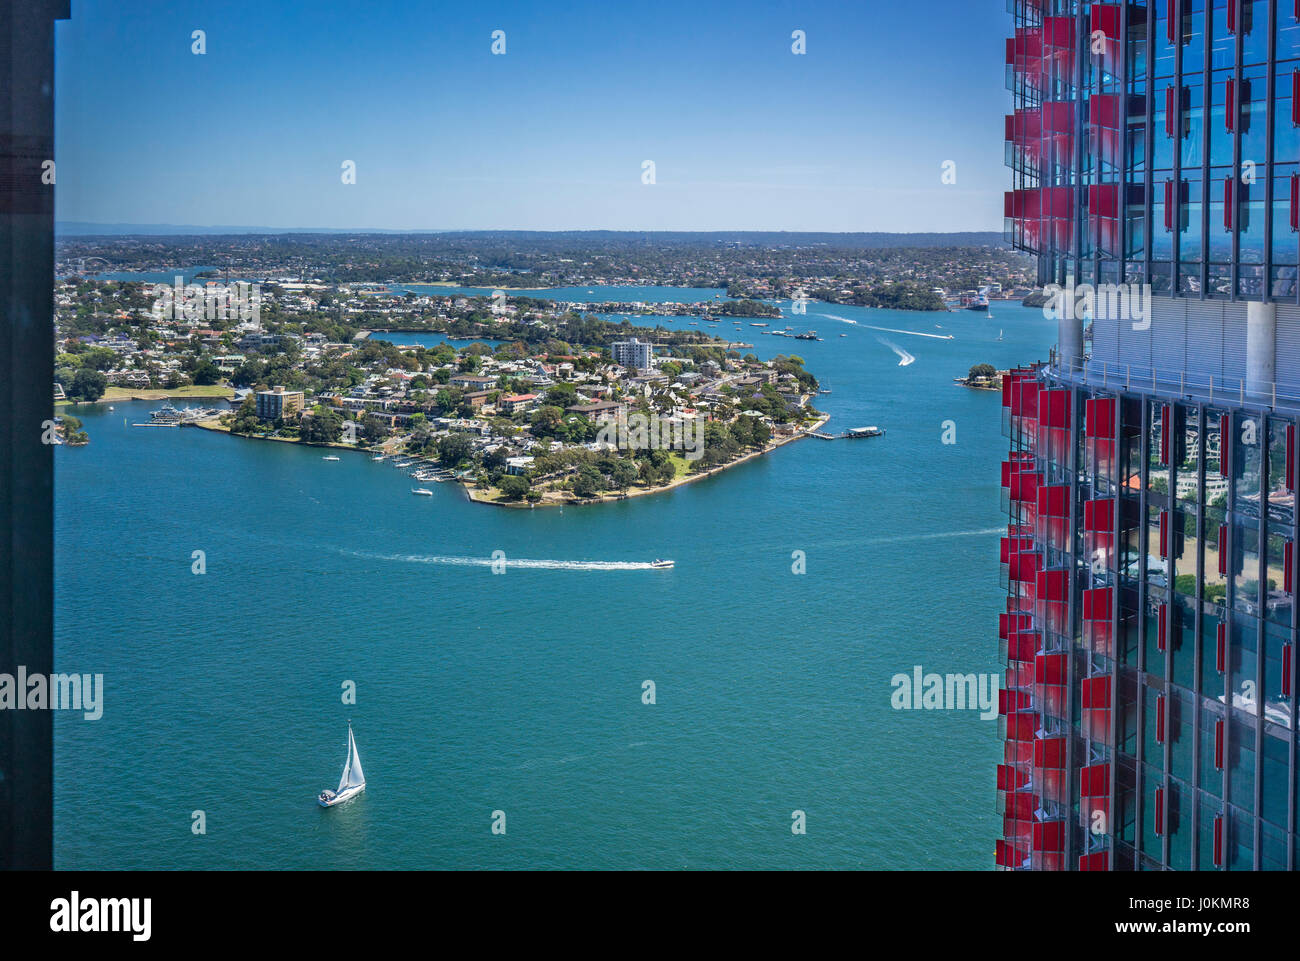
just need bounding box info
[55,0,1012,232]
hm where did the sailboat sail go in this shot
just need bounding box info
[338,726,365,791]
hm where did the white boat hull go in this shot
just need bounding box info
[318,783,365,807]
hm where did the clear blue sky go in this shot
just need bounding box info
[55,0,1012,232]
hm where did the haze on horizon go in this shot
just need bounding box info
[55,0,1010,234]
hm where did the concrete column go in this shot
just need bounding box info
[1246,301,1276,402]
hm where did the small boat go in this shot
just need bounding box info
[650,558,674,569]
[997,329,1004,341]
[108,406,115,411]
[322,455,340,461]
[318,721,366,808]
[839,333,847,337]
[411,487,434,496]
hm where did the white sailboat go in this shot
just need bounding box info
[318,721,366,807]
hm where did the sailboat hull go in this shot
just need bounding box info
[318,783,365,807]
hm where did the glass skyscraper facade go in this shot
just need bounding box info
[1000,0,1300,870]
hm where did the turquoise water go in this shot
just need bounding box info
[54,298,1055,869]
[82,266,221,284]
[396,284,727,303]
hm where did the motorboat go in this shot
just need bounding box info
[650,559,674,569]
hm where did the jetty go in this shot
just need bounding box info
[807,426,885,440]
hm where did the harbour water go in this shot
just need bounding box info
[54,297,1055,869]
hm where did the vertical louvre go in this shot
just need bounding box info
[1214,815,1224,866]
[1160,404,1172,464]
[1288,425,1295,491]
[1155,787,1165,836]
[1217,622,1228,672]
[1158,603,1168,651]
[1283,644,1293,697]
[1214,719,1225,769]
[1220,414,1231,476]
[1156,694,1166,743]
[1160,510,1170,558]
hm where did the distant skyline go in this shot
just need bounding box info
[55,0,1010,233]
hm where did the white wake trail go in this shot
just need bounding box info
[819,313,953,340]
[876,336,916,367]
[337,547,658,571]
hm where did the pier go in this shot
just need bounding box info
[806,426,885,440]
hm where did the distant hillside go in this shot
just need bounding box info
[56,223,1006,247]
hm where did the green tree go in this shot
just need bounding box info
[497,475,529,500]
[68,368,107,402]
[438,433,472,466]
[231,395,260,434]
[300,405,344,443]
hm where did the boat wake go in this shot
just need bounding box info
[862,527,1003,545]
[857,322,954,341]
[336,547,658,571]
[819,312,953,340]
[876,336,916,367]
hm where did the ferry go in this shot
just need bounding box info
[794,331,819,341]
[750,322,768,327]
[149,402,183,426]
[411,488,434,496]
[650,559,674,569]
[322,455,340,461]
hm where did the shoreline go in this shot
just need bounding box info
[188,413,831,509]
[59,386,236,407]
[463,414,830,509]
